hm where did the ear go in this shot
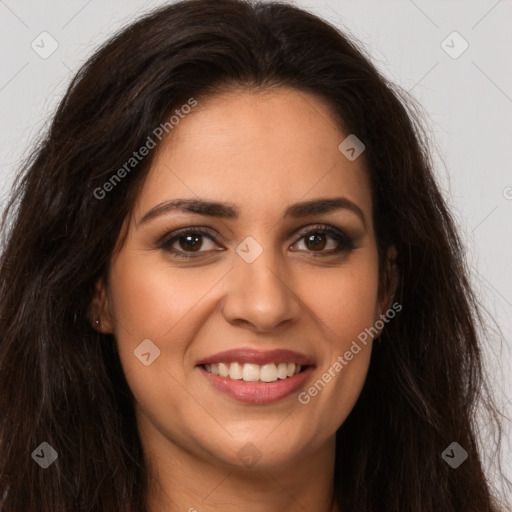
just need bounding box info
[374,245,399,336]
[379,245,398,312]
[89,278,114,334]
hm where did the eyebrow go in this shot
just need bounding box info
[138,196,366,227]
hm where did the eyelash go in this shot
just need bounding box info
[158,224,356,260]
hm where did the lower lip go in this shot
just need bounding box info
[198,366,314,404]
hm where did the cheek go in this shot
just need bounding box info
[105,252,214,396]
[301,252,381,348]
[107,251,223,339]
[295,251,380,428]
[106,253,216,441]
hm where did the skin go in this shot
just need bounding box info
[92,87,396,512]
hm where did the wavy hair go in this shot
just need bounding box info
[0,0,508,510]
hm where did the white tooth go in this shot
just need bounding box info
[218,362,230,377]
[242,363,260,382]
[208,362,301,380]
[229,362,243,379]
[277,362,288,379]
[260,363,278,382]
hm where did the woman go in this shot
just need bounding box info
[0,0,508,510]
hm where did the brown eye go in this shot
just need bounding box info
[291,225,356,255]
[178,234,203,252]
[304,232,328,251]
[159,228,221,258]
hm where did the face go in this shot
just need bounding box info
[93,87,394,471]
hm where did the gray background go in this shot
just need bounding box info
[1,0,511,496]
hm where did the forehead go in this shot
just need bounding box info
[133,87,372,228]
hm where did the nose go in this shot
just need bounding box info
[221,248,302,333]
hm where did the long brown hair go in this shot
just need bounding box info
[0,1,509,510]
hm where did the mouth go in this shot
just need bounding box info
[196,348,315,404]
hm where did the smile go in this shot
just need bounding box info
[196,347,315,403]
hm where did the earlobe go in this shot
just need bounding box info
[89,278,113,333]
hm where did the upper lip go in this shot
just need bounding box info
[196,348,315,367]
